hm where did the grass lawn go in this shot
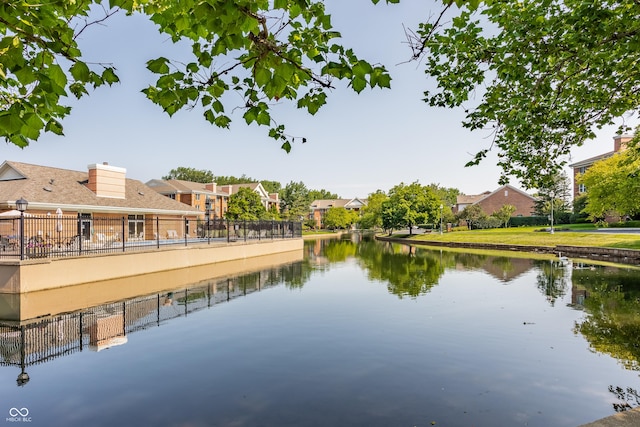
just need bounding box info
[397,226,640,250]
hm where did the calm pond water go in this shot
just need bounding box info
[1,235,640,427]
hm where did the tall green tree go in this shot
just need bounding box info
[279,181,311,220]
[308,189,339,200]
[456,204,485,230]
[492,204,516,228]
[226,187,267,220]
[381,182,440,235]
[579,151,640,220]
[359,190,388,230]
[323,207,358,230]
[2,0,390,150]
[261,180,282,194]
[409,0,640,188]
[163,167,214,183]
[427,184,460,208]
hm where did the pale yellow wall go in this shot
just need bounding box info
[0,250,302,321]
[0,239,302,294]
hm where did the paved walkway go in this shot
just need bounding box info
[578,408,640,426]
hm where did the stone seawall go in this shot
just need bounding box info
[375,236,640,266]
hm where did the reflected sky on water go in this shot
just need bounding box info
[1,235,640,426]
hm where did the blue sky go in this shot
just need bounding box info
[2,1,632,198]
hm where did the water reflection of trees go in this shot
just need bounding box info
[609,385,640,412]
[572,267,640,373]
[355,240,449,298]
[533,260,569,306]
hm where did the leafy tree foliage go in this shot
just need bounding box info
[260,180,282,194]
[381,182,440,234]
[533,173,572,224]
[0,2,120,147]
[427,184,460,208]
[322,207,358,230]
[579,151,640,220]
[1,0,390,150]
[226,187,267,220]
[411,0,640,188]
[279,181,311,220]
[571,194,590,224]
[456,203,484,230]
[163,166,214,183]
[359,190,388,230]
[308,189,339,200]
[492,204,516,228]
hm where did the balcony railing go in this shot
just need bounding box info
[0,215,301,260]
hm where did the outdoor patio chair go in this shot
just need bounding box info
[96,233,119,247]
[0,236,9,251]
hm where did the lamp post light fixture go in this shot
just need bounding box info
[16,197,28,213]
[16,197,28,260]
[439,204,443,235]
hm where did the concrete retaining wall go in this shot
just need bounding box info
[0,239,303,294]
[375,236,640,266]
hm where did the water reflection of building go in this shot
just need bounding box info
[571,285,589,309]
[0,265,291,386]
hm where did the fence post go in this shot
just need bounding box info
[227,219,230,243]
[243,220,247,242]
[77,213,83,254]
[121,217,126,252]
[156,217,160,249]
[19,213,24,260]
[184,218,188,246]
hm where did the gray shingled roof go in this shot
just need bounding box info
[0,161,200,215]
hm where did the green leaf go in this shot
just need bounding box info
[147,57,170,74]
[254,67,272,87]
[102,68,120,85]
[45,119,64,136]
[70,62,90,82]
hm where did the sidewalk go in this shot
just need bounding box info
[578,408,640,427]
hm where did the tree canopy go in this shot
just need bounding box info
[279,180,311,220]
[413,0,640,188]
[6,0,639,189]
[381,182,441,233]
[322,206,358,230]
[1,0,389,151]
[579,151,640,220]
[226,186,267,220]
[162,166,214,183]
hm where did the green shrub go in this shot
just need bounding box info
[509,216,549,227]
[610,220,640,228]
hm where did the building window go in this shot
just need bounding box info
[578,184,586,193]
[195,194,200,201]
[579,167,587,174]
[128,215,144,239]
[504,190,508,197]
[168,194,176,200]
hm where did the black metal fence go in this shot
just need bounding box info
[0,215,302,260]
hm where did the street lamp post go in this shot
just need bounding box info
[439,204,443,235]
[16,197,28,260]
[549,194,554,235]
